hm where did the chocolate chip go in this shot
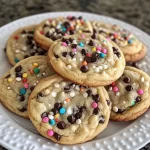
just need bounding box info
[99,116,105,123]
[91,52,99,62]
[75,112,82,119]
[136,96,141,102]
[125,85,133,91]
[73,106,80,114]
[19,107,27,112]
[92,94,100,103]
[84,56,91,63]
[67,115,76,124]
[4,48,6,53]
[41,112,48,118]
[80,106,86,112]
[30,52,36,56]
[64,85,71,93]
[127,62,138,69]
[117,109,125,113]
[70,16,76,20]
[88,40,94,46]
[15,65,22,72]
[69,52,75,57]
[112,47,121,58]
[54,132,61,141]
[116,52,121,58]
[19,95,25,102]
[71,44,77,48]
[38,51,45,55]
[54,103,62,110]
[81,49,87,55]
[38,92,44,97]
[93,108,100,115]
[69,83,75,87]
[16,72,22,78]
[80,65,89,73]
[28,31,34,34]
[86,89,92,97]
[93,28,96,33]
[45,32,51,38]
[51,108,58,115]
[106,100,111,106]
[54,53,59,58]
[57,121,66,129]
[69,38,73,43]
[78,16,82,20]
[62,52,68,57]
[5,74,11,78]
[30,86,35,91]
[63,21,70,28]
[99,30,104,33]
[21,30,27,34]
[69,30,74,35]
[24,55,30,59]
[91,33,96,39]
[51,36,57,41]
[123,77,130,83]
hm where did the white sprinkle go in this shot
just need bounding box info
[76,119,81,124]
[116,92,120,96]
[67,108,73,115]
[109,86,112,91]
[60,82,66,87]
[102,40,107,45]
[54,83,60,88]
[72,40,77,44]
[36,81,39,83]
[94,67,100,73]
[80,58,83,62]
[37,74,40,77]
[33,46,37,50]
[67,65,72,69]
[113,106,118,112]
[70,91,75,97]
[56,24,61,29]
[85,40,89,44]
[64,101,67,104]
[48,104,51,107]
[144,81,149,86]
[32,40,36,44]
[44,89,50,95]
[16,77,21,81]
[122,101,126,105]
[21,34,26,38]
[98,66,103,70]
[72,58,76,61]
[141,77,145,82]
[83,93,88,98]
[15,49,20,53]
[49,111,54,115]
[42,72,46,76]
[92,65,96,69]
[97,51,101,54]
[107,59,112,62]
[48,115,54,120]
[7,87,10,90]
[51,91,57,97]
[34,83,37,86]
[75,85,80,91]
[22,46,27,51]
[103,64,108,69]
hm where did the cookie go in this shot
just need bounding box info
[48,33,125,86]
[28,75,110,144]
[0,56,55,118]
[6,25,47,66]
[107,66,150,121]
[91,21,146,62]
[34,16,93,50]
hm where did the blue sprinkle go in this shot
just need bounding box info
[14,58,19,63]
[78,42,84,47]
[99,53,106,58]
[59,107,66,115]
[62,27,67,32]
[128,39,133,44]
[49,119,55,126]
[20,88,26,95]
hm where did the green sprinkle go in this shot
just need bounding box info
[20,88,26,95]
[14,58,19,63]
[131,100,135,106]
[34,68,40,74]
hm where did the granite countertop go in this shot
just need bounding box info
[0,0,150,150]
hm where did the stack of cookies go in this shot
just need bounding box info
[1,16,150,144]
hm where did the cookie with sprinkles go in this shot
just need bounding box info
[107,66,150,121]
[34,16,93,50]
[48,34,125,86]
[6,25,47,66]
[28,74,110,144]
[0,56,55,118]
[91,21,146,62]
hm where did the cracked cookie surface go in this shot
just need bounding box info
[28,75,110,144]
[34,16,93,50]
[48,34,125,86]
[0,56,55,118]
[6,25,47,66]
[107,66,150,121]
[91,21,146,62]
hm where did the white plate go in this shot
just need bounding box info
[0,12,150,150]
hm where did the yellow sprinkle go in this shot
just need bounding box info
[33,63,38,67]
[54,114,59,118]
[92,47,96,52]
[78,30,82,34]
[23,73,28,78]
[8,78,12,83]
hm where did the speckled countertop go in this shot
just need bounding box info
[0,0,150,150]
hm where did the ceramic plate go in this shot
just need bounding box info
[0,12,150,150]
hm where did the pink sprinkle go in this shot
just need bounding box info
[47,129,54,136]
[102,48,107,54]
[113,86,119,93]
[67,16,72,19]
[24,83,29,89]
[62,42,67,46]
[106,37,110,40]
[64,33,68,36]
[72,48,77,52]
[96,46,101,51]
[137,89,144,95]
[91,102,98,108]
[113,33,118,38]
[42,117,49,123]
[81,34,85,38]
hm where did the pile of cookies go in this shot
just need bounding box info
[0,16,150,144]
